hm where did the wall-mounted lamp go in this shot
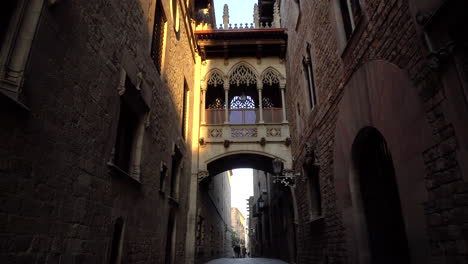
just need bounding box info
[272,158,299,187]
[257,196,265,211]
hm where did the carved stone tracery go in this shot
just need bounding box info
[229,64,257,86]
[207,71,224,87]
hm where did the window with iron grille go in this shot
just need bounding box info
[151,0,167,73]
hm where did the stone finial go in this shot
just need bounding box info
[273,0,281,28]
[254,4,260,28]
[223,4,229,29]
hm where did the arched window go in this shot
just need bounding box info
[229,64,257,86]
[205,70,226,124]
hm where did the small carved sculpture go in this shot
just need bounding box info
[136,71,143,90]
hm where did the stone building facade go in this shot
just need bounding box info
[0,0,205,263]
[249,169,296,262]
[195,171,232,263]
[281,0,468,264]
[231,207,246,248]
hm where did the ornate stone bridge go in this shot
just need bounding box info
[196,58,293,180]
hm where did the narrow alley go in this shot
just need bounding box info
[1,0,467,264]
[205,258,288,264]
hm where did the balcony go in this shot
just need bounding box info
[205,108,283,125]
[201,107,289,146]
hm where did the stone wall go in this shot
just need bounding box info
[0,0,197,263]
[281,0,468,263]
[196,172,232,263]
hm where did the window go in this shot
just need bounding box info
[0,0,43,103]
[165,210,177,264]
[109,218,125,264]
[306,165,322,220]
[160,162,168,192]
[295,103,302,136]
[294,0,302,30]
[151,0,167,73]
[303,44,317,109]
[111,71,149,181]
[339,0,362,40]
[169,146,183,199]
[181,81,189,139]
[114,97,139,173]
[172,0,180,33]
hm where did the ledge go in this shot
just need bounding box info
[168,196,180,207]
[340,15,367,60]
[0,90,30,113]
[306,215,325,229]
[107,162,142,185]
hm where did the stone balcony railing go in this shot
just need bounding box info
[195,2,282,31]
[205,108,283,125]
[215,22,278,30]
[200,123,290,145]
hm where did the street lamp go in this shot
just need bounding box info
[257,196,265,211]
[272,158,283,175]
[272,158,298,187]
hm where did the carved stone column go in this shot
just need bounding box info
[224,83,230,124]
[280,82,288,123]
[201,83,207,125]
[257,83,264,124]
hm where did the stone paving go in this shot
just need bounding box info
[205,258,289,264]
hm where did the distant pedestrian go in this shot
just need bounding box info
[234,245,240,258]
[241,246,246,258]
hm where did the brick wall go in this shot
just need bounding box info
[0,0,196,263]
[282,0,468,263]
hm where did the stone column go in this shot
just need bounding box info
[280,83,288,123]
[257,82,264,124]
[224,83,230,124]
[201,83,207,125]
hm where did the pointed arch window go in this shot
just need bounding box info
[229,64,257,86]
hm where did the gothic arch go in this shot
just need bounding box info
[205,150,282,164]
[206,151,286,176]
[227,61,259,86]
[261,67,284,86]
[203,68,226,88]
[333,60,431,263]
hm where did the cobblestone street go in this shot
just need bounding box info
[205,258,288,264]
